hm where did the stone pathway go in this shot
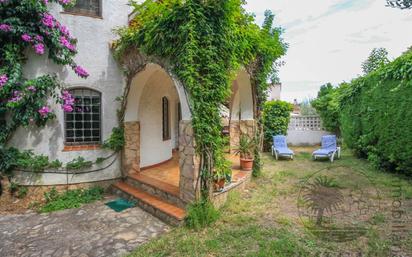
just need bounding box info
[0,196,170,257]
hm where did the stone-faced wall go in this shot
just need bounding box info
[178,120,200,203]
[123,121,140,175]
[229,120,256,153]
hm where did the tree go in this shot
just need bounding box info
[386,0,412,9]
[312,83,341,135]
[361,48,390,74]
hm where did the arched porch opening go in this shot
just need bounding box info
[122,63,197,203]
[229,69,256,152]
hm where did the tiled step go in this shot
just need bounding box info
[126,172,187,209]
[112,181,186,226]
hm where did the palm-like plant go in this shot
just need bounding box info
[301,176,344,226]
[233,134,256,159]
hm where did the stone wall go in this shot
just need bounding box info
[229,120,256,152]
[123,121,140,175]
[178,121,199,203]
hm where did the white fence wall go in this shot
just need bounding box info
[287,115,330,146]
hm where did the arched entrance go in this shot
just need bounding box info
[229,69,256,152]
[122,63,196,203]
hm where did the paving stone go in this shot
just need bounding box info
[0,196,169,257]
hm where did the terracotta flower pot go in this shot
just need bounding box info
[214,178,226,191]
[240,158,254,171]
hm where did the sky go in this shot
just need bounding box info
[244,0,412,102]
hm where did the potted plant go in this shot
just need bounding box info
[213,159,232,191]
[234,135,255,171]
[214,172,226,191]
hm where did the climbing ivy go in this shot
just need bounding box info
[115,0,286,199]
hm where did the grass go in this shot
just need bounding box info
[128,147,412,257]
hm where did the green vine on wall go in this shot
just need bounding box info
[115,0,287,200]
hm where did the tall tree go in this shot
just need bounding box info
[361,48,389,74]
[386,0,412,9]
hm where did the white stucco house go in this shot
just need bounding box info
[9,0,256,225]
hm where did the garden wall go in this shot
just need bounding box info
[286,115,330,146]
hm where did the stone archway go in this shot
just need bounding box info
[229,69,256,152]
[121,59,198,203]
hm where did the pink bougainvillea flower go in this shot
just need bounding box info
[60,90,75,112]
[59,0,71,4]
[62,104,73,112]
[43,0,48,4]
[59,36,76,51]
[38,106,51,118]
[27,85,36,92]
[74,65,89,78]
[35,35,44,42]
[34,43,45,55]
[21,34,32,42]
[9,91,23,103]
[42,13,54,28]
[59,25,70,36]
[0,24,11,32]
[0,74,8,87]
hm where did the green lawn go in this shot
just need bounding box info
[128,148,412,257]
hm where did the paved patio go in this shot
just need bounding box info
[0,196,169,257]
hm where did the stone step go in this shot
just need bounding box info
[126,172,187,209]
[112,181,186,226]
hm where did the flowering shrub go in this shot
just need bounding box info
[0,0,88,144]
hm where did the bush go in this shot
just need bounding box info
[314,51,412,174]
[312,83,342,134]
[262,100,293,151]
[186,200,220,230]
[339,52,412,174]
[40,186,104,213]
[102,127,125,152]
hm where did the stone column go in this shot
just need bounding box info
[229,120,240,153]
[230,119,256,153]
[122,121,140,175]
[179,120,200,203]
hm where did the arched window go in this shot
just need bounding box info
[65,88,101,145]
[64,0,102,17]
[162,96,170,141]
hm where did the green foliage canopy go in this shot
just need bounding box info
[361,48,390,74]
[311,83,343,134]
[115,0,287,198]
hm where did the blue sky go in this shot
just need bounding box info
[245,0,412,102]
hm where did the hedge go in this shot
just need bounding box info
[262,100,293,151]
[339,51,412,174]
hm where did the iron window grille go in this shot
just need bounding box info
[65,88,101,145]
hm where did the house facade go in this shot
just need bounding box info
[10,0,130,184]
[9,0,256,223]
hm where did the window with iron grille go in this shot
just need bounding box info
[65,88,101,145]
[162,97,170,141]
[64,0,101,17]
